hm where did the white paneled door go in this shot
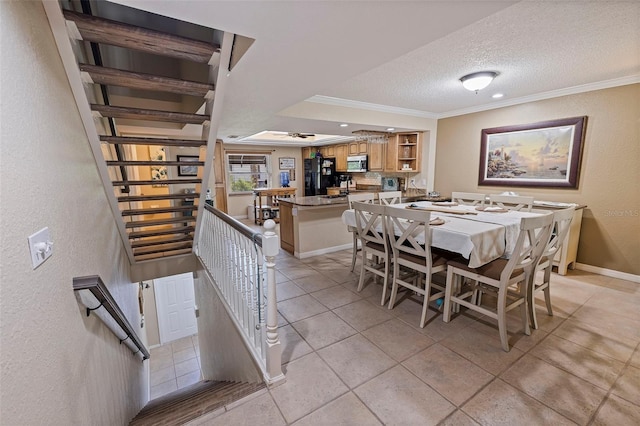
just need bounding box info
[154,272,198,344]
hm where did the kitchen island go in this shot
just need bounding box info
[278,196,351,258]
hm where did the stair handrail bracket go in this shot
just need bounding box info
[197,205,284,387]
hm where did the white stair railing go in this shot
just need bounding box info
[196,205,284,386]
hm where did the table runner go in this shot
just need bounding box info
[342,202,543,268]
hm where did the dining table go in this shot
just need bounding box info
[341,201,544,268]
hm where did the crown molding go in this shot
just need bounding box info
[438,75,640,119]
[306,95,439,119]
[308,76,639,122]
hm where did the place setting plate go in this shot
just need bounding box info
[430,217,445,226]
[475,206,509,213]
[432,201,459,207]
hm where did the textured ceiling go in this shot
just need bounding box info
[108,0,640,144]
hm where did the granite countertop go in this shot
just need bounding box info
[278,195,348,207]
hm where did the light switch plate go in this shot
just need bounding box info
[28,227,53,269]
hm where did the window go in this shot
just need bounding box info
[226,153,271,194]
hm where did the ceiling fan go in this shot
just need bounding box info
[287,132,315,139]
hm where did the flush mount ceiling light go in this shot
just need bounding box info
[460,71,498,92]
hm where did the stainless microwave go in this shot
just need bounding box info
[346,155,368,172]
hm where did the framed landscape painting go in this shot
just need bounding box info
[478,116,587,188]
[177,155,200,176]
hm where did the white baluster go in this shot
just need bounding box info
[261,219,285,386]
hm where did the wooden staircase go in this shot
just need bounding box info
[46,3,238,263]
[130,380,266,425]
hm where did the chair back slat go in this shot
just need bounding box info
[378,191,402,205]
[353,201,386,245]
[348,192,376,209]
[385,207,433,269]
[489,194,534,212]
[502,213,554,281]
[451,192,487,207]
[542,207,575,259]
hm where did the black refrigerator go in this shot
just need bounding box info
[304,157,336,196]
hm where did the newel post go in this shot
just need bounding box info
[261,220,285,386]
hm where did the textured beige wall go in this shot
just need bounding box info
[194,270,263,383]
[435,84,640,275]
[0,2,147,424]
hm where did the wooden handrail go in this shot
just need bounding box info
[73,275,150,360]
[204,204,262,246]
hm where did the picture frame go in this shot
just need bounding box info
[279,157,295,170]
[478,116,587,188]
[149,146,167,187]
[177,155,200,177]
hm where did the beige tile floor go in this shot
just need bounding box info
[149,334,202,400]
[184,246,640,426]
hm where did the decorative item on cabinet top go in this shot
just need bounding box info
[352,130,391,144]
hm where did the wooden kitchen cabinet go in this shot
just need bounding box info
[335,144,348,171]
[348,141,368,155]
[368,142,385,171]
[213,140,227,212]
[384,134,398,172]
[279,202,295,254]
[302,146,311,159]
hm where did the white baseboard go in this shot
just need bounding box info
[574,263,640,283]
[296,243,353,259]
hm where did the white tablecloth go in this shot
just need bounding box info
[341,201,541,268]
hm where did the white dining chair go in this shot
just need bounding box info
[529,206,575,329]
[353,201,390,305]
[443,213,554,351]
[347,193,377,272]
[451,191,487,207]
[385,206,448,327]
[489,194,535,212]
[378,191,402,206]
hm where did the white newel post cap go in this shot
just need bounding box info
[262,219,279,257]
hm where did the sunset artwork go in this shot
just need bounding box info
[479,117,586,188]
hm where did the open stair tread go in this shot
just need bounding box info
[80,63,213,97]
[91,104,209,124]
[100,136,206,147]
[114,179,201,186]
[122,206,196,216]
[107,160,204,167]
[126,216,196,228]
[130,235,194,248]
[63,10,218,64]
[129,380,266,426]
[128,227,194,239]
[134,248,194,261]
[133,242,193,256]
[118,193,200,202]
